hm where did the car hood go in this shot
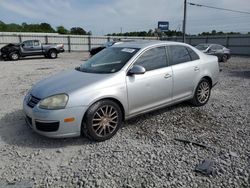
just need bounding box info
[3,43,20,48]
[30,69,112,99]
[1,43,20,50]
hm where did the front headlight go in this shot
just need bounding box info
[39,94,68,110]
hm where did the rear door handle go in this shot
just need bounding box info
[164,73,172,79]
[194,66,200,71]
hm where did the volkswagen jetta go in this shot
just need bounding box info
[23,41,219,141]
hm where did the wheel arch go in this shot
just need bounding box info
[47,48,57,54]
[83,97,126,122]
[202,76,212,87]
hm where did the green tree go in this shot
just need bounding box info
[70,27,86,35]
[57,26,68,34]
[40,23,55,33]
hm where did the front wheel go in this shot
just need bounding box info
[222,54,228,63]
[190,78,211,106]
[9,52,20,61]
[82,100,123,141]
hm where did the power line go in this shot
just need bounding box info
[187,2,250,15]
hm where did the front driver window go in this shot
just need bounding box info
[23,41,33,47]
[134,46,168,71]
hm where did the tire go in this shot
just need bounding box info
[222,54,228,63]
[48,50,57,59]
[82,100,123,141]
[9,52,20,61]
[190,78,211,107]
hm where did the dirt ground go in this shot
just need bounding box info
[0,53,249,188]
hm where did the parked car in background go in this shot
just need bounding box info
[195,43,230,62]
[90,39,135,56]
[0,40,64,60]
[89,41,117,56]
[23,41,219,141]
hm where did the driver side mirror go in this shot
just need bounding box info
[127,65,146,76]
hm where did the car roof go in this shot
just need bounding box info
[113,40,186,49]
[197,43,224,47]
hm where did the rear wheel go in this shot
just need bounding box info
[190,78,211,106]
[9,52,20,61]
[82,100,122,141]
[222,54,228,63]
[48,50,57,59]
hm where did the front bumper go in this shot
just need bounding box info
[23,99,88,138]
[0,52,8,59]
[58,48,65,53]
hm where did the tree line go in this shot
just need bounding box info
[108,29,248,37]
[0,21,249,36]
[0,21,91,35]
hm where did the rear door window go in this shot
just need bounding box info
[169,45,191,65]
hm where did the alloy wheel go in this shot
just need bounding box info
[51,52,56,58]
[12,53,19,60]
[92,105,118,137]
[197,81,210,104]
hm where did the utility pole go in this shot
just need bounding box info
[182,0,187,43]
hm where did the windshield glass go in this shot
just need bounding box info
[79,47,139,74]
[195,44,209,50]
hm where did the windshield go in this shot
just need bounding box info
[79,47,139,74]
[195,44,210,50]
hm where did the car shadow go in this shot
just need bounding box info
[0,56,62,61]
[0,110,92,149]
[124,102,191,126]
[0,102,192,148]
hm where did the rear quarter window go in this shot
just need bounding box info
[186,47,200,61]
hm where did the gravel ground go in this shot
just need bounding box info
[0,53,249,188]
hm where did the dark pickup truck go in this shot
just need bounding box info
[0,40,65,60]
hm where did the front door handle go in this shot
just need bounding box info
[164,73,172,79]
[194,66,200,71]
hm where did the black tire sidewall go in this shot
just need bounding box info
[83,100,122,141]
[222,55,227,63]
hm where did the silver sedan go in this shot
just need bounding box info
[23,41,219,141]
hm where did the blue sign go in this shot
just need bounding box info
[158,21,169,32]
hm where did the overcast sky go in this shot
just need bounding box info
[0,0,250,35]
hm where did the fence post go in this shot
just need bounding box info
[205,36,208,43]
[88,35,91,52]
[18,35,22,43]
[67,35,71,53]
[226,36,229,48]
[45,35,48,44]
[189,37,191,45]
[107,36,110,42]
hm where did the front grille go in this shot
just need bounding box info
[35,121,59,132]
[27,95,41,108]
